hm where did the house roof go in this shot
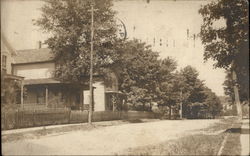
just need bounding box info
[13,48,54,64]
[1,34,17,56]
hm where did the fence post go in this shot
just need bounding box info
[3,111,6,130]
[21,81,24,109]
[19,109,22,127]
[15,109,19,129]
[33,109,36,127]
[45,86,48,107]
[68,109,71,124]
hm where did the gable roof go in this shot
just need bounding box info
[1,34,17,56]
[13,48,55,64]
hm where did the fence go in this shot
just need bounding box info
[1,108,71,130]
[17,103,47,110]
[1,109,159,130]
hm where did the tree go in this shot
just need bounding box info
[36,0,175,112]
[199,0,249,118]
[180,66,206,103]
[156,58,178,118]
[35,0,120,82]
[223,69,249,103]
[203,87,223,118]
[178,66,214,118]
[112,39,162,111]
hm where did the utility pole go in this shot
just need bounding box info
[88,1,94,124]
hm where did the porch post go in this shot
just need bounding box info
[21,80,24,108]
[82,90,84,111]
[45,85,48,107]
[112,94,115,112]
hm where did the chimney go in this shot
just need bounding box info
[37,41,42,49]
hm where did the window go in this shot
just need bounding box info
[2,55,7,70]
[2,68,7,74]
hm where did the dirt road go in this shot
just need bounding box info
[2,119,220,155]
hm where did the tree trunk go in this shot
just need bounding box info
[232,69,242,119]
[180,90,183,119]
[169,105,171,119]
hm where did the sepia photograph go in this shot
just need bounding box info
[1,0,249,155]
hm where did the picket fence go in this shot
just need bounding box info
[1,109,159,130]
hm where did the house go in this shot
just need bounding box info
[1,34,24,105]
[11,46,125,111]
[1,35,16,74]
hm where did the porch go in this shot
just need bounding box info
[1,73,24,108]
[105,91,127,111]
[17,78,127,112]
[19,78,88,110]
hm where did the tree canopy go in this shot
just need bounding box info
[199,0,248,69]
[112,39,162,110]
[35,0,119,82]
[35,0,223,118]
[199,0,249,103]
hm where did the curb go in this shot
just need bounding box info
[216,123,234,156]
[2,122,89,135]
[240,119,250,156]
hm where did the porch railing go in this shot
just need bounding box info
[17,103,47,110]
[17,103,68,110]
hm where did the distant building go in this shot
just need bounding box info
[219,96,233,112]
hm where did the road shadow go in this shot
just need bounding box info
[225,128,250,134]
[125,119,144,123]
[2,140,56,155]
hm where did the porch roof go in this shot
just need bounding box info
[4,74,24,80]
[23,78,88,88]
[23,78,61,85]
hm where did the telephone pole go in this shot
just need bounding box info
[88,1,94,124]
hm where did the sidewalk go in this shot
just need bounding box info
[240,119,250,156]
[2,119,160,136]
[2,122,88,135]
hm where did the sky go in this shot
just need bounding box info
[1,0,226,96]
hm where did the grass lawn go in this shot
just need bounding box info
[117,117,241,156]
